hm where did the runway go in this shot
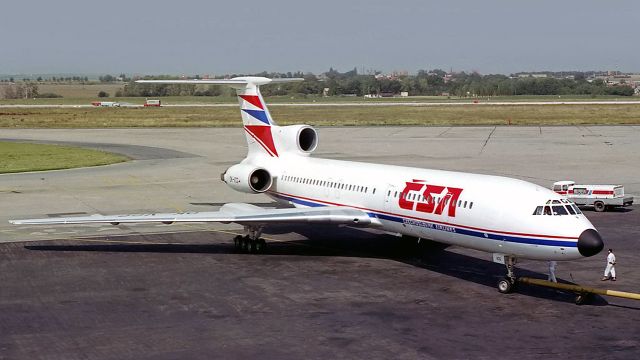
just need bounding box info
[1,127,640,359]
[2,100,640,108]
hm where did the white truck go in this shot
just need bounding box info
[91,101,120,107]
[552,181,634,212]
[144,99,161,107]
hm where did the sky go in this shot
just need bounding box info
[1,0,639,75]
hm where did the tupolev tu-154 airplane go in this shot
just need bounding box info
[10,77,604,294]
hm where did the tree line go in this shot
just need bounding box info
[118,68,635,98]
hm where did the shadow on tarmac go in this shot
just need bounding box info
[25,223,611,306]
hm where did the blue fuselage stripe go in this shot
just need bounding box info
[271,193,578,248]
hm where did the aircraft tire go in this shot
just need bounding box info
[594,201,605,212]
[249,239,258,253]
[497,278,514,294]
[233,235,243,251]
[241,237,251,252]
[255,238,266,253]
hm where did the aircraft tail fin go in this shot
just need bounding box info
[137,77,303,158]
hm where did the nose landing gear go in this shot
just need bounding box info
[497,256,518,294]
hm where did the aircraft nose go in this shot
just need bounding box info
[577,229,604,257]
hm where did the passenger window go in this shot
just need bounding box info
[373,188,376,194]
[463,200,467,208]
[552,206,568,215]
[469,202,473,209]
[457,200,461,207]
[566,205,576,215]
[533,206,543,215]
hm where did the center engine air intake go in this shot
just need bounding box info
[275,125,318,155]
[222,164,273,193]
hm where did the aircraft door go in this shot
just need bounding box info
[384,184,396,211]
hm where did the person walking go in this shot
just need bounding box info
[548,261,558,283]
[602,248,616,281]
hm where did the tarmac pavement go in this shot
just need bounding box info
[1,126,639,359]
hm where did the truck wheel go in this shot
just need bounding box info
[594,201,605,212]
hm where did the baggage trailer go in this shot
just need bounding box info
[552,180,634,212]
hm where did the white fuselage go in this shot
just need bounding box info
[247,153,596,261]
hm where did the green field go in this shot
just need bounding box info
[0,142,128,173]
[1,104,640,128]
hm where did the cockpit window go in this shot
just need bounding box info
[552,206,568,215]
[534,201,581,216]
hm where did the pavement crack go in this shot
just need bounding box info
[478,127,496,155]
[437,127,452,137]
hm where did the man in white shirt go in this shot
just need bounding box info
[602,248,616,281]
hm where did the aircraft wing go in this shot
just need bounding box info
[9,203,374,227]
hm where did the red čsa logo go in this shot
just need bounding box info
[399,180,463,217]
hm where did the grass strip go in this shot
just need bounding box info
[0,142,128,174]
[1,104,640,128]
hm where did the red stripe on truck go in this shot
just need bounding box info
[591,190,614,195]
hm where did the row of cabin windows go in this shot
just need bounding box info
[281,175,474,210]
[281,175,376,194]
[387,190,474,209]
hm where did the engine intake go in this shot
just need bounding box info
[222,164,272,193]
[298,126,318,152]
[275,125,318,155]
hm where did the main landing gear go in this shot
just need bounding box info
[233,225,267,254]
[497,256,518,294]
